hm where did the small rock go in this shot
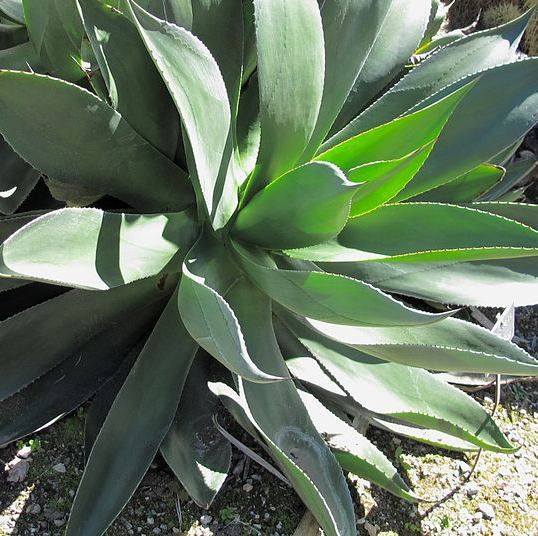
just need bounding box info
[243,483,254,492]
[457,460,471,474]
[478,503,495,520]
[200,514,212,525]
[172,529,180,534]
[152,529,161,535]
[52,463,66,474]
[466,482,480,497]
[5,458,31,483]
[53,519,66,528]
[364,521,379,536]
[147,517,155,525]
[16,446,32,459]
[26,504,41,515]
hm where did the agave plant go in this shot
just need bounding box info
[1,0,538,534]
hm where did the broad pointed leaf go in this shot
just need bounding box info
[0,41,41,70]
[326,11,532,147]
[318,0,431,142]
[0,314,156,447]
[126,0,236,229]
[22,0,84,81]
[222,279,356,536]
[77,0,180,158]
[233,162,358,249]
[250,0,324,186]
[280,314,516,452]
[0,0,24,24]
[232,242,452,327]
[0,71,193,212]
[0,138,40,215]
[0,276,173,402]
[66,294,198,536]
[316,83,472,172]
[465,202,538,230]
[289,203,538,263]
[178,234,285,383]
[481,158,537,201]
[0,208,197,289]
[306,316,538,376]
[298,390,418,500]
[160,350,231,509]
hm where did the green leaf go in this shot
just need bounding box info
[0,71,193,212]
[232,241,452,327]
[236,74,261,178]
[77,0,180,158]
[396,59,538,199]
[250,0,324,186]
[67,293,198,536]
[322,255,538,307]
[0,208,197,289]
[279,314,515,452]
[178,234,285,383]
[340,203,538,260]
[221,279,356,536]
[316,83,473,172]
[320,0,431,140]
[22,0,84,81]
[175,0,243,117]
[325,10,532,148]
[0,138,40,215]
[0,276,172,402]
[0,21,27,49]
[288,203,538,263]
[297,390,418,500]
[161,350,231,509]
[0,0,25,24]
[348,144,434,217]
[465,202,538,230]
[233,162,358,249]
[0,40,41,70]
[306,315,538,376]
[0,311,157,447]
[126,0,237,230]
[413,165,505,203]
[481,158,537,201]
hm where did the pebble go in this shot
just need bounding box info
[147,517,155,525]
[172,529,180,534]
[200,514,212,525]
[466,481,480,497]
[52,463,66,474]
[26,504,41,515]
[478,503,496,520]
[152,529,161,535]
[364,521,379,536]
[243,483,254,492]
[16,446,32,459]
[53,519,66,528]
[457,460,471,474]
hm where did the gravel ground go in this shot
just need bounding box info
[1,307,537,536]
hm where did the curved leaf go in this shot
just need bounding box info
[178,234,285,383]
[232,241,452,327]
[22,0,84,81]
[298,390,418,500]
[0,276,173,402]
[306,316,538,376]
[160,350,231,509]
[0,0,24,24]
[481,158,537,201]
[0,40,41,70]
[0,71,193,212]
[326,11,532,147]
[0,139,40,215]
[414,165,505,203]
[330,0,431,135]
[467,202,538,230]
[67,293,198,536]
[279,314,515,452]
[233,162,358,249]
[250,0,324,187]
[396,58,538,199]
[222,279,356,536]
[77,0,180,158]
[0,208,197,289]
[126,0,236,230]
[0,313,156,447]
